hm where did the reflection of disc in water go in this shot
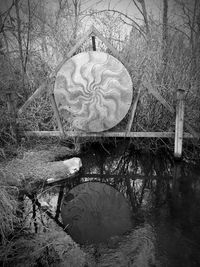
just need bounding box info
[61,182,133,244]
[54,51,133,132]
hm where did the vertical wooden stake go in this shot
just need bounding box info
[92,35,96,51]
[174,89,185,158]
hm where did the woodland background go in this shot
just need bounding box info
[0,0,200,154]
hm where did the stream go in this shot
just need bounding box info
[39,141,200,266]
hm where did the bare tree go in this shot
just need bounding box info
[133,0,149,35]
[162,0,168,66]
[14,0,32,98]
[175,0,200,75]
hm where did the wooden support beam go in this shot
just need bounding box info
[126,87,141,132]
[174,89,185,158]
[24,130,62,137]
[126,58,147,132]
[23,130,196,138]
[49,91,64,135]
[18,80,49,116]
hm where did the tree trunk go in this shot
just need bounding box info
[162,0,168,66]
[136,0,149,35]
[14,0,27,98]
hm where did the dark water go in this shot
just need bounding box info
[37,141,200,266]
[74,141,200,267]
[61,182,133,244]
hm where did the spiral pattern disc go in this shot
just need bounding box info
[54,51,133,132]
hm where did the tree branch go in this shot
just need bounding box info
[89,9,145,35]
[0,0,15,33]
[132,0,144,17]
[24,0,31,71]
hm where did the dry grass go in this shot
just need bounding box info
[0,183,19,244]
[0,230,87,267]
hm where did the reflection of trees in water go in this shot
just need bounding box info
[75,143,200,252]
[85,223,156,267]
[80,142,174,212]
[27,142,200,266]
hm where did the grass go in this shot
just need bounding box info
[0,182,19,244]
[0,229,87,267]
[0,138,87,266]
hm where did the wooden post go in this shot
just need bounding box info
[174,89,185,158]
[92,35,96,51]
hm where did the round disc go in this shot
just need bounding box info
[61,182,133,244]
[54,52,133,132]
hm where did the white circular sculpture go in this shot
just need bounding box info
[54,51,133,132]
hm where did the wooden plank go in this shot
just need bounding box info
[126,58,147,132]
[24,130,196,138]
[174,89,185,158]
[24,131,62,137]
[49,92,64,135]
[18,80,49,116]
[126,87,141,132]
[65,131,173,138]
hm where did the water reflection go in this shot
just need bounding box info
[80,142,174,212]
[37,141,200,266]
[61,182,133,244]
[77,141,200,266]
